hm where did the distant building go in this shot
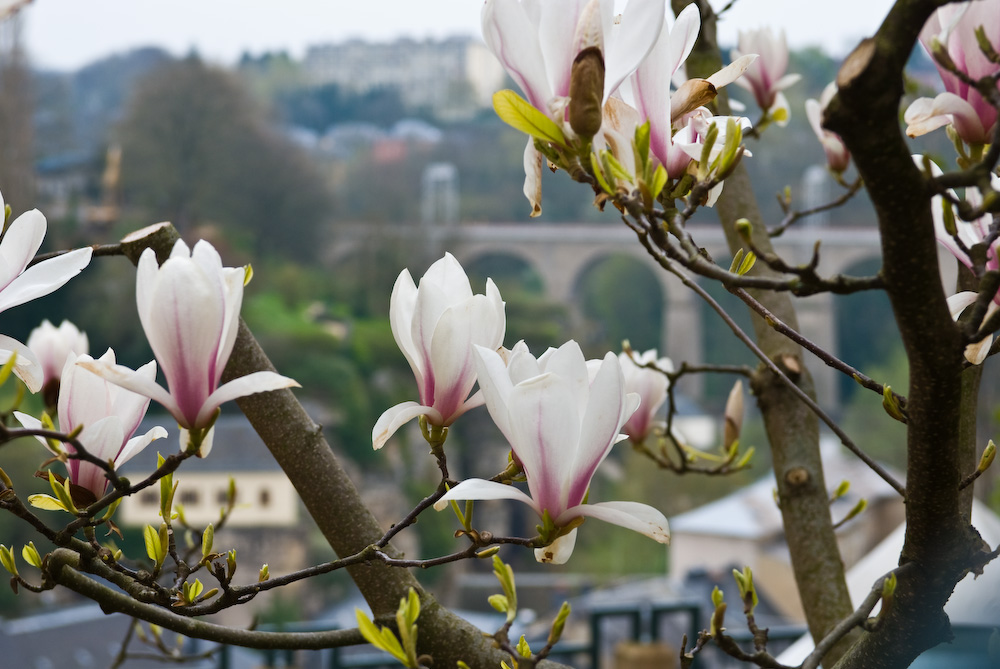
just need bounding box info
[302,37,505,118]
[119,412,308,625]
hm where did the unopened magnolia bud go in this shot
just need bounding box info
[569,47,605,139]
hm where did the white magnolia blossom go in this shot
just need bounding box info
[436,341,670,564]
[905,0,1000,146]
[16,350,166,500]
[620,349,673,444]
[373,253,506,450]
[0,189,92,393]
[731,26,801,124]
[81,240,298,456]
[27,319,89,392]
[806,83,850,173]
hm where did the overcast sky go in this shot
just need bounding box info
[20,0,899,72]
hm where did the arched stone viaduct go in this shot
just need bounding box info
[330,222,905,409]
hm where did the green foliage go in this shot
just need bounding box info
[577,255,663,358]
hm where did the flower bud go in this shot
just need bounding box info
[569,47,605,139]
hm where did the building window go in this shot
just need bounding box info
[217,489,230,505]
[259,489,271,507]
[139,490,158,506]
[179,490,199,505]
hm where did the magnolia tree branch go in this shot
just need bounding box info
[824,1,990,667]
[672,2,858,663]
[43,222,571,667]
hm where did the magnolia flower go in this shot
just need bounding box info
[80,240,298,456]
[373,253,505,450]
[16,350,166,501]
[921,155,1000,363]
[27,319,89,404]
[731,27,800,124]
[618,3,755,183]
[905,1,1000,146]
[620,349,673,444]
[482,0,665,215]
[435,341,670,564]
[806,83,850,173]
[0,189,92,392]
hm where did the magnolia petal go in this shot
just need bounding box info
[433,477,539,513]
[770,92,791,127]
[473,345,517,443]
[565,500,670,544]
[904,93,986,144]
[482,0,553,111]
[116,426,168,469]
[602,0,665,103]
[197,371,300,427]
[707,54,758,88]
[570,353,629,504]
[534,528,579,564]
[950,294,998,365]
[0,209,47,289]
[0,246,93,314]
[75,416,126,496]
[388,268,424,386]
[0,335,43,393]
[507,371,580,512]
[77,359,182,424]
[772,72,802,92]
[523,138,543,217]
[372,401,443,450]
[12,411,49,452]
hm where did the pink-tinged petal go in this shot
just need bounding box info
[523,138,543,217]
[214,266,246,387]
[27,319,89,386]
[116,426,168,469]
[482,0,553,111]
[563,500,670,543]
[428,303,480,420]
[602,0,665,102]
[197,371,299,427]
[568,353,629,506]
[75,416,125,496]
[143,255,225,422]
[0,209,46,289]
[534,528,578,564]
[433,478,540,514]
[0,246,92,314]
[540,0,587,100]
[474,345,517,443]
[0,334,43,393]
[905,93,987,144]
[507,371,580,513]
[389,268,424,386]
[110,359,158,438]
[666,3,701,78]
[77,359,182,425]
[372,401,444,451]
[59,351,113,433]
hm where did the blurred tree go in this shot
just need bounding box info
[117,56,332,261]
